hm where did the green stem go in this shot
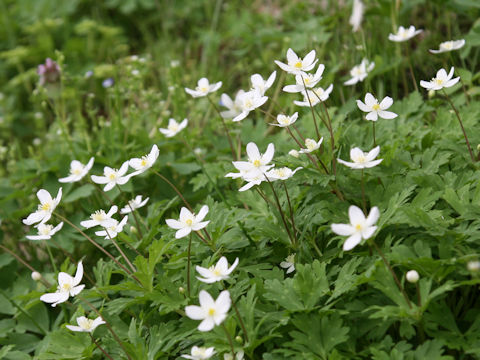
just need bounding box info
[0,290,47,335]
[105,229,137,274]
[300,75,321,139]
[116,185,143,239]
[282,182,298,246]
[43,240,57,273]
[207,95,237,160]
[187,234,192,297]
[221,323,236,358]
[89,334,114,360]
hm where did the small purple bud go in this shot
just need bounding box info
[102,78,114,88]
[37,58,61,85]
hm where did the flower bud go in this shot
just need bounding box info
[406,270,419,283]
[289,149,299,158]
[130,226,137,234]
[467,260,480,272]
[31,271,42,281]
[178,286,185,294]
[428,90,435,98]
[235,335,243,343]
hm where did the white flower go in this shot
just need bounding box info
[23,188,62,226]
[185,78,222,98]
[280,253,295,274]
[293,85,333,107]
[467,261,480,272]
[196,257,239,283]
[283,64,325,93]
[388,25,423,42]
[159,118,188,138]
[356,93,397,121]
[120,195,149,214]
[226,142,275,181]
[349,0,364,32]
[81,205,118,229]
[31,271,42,281]
[275,48,318,75]
[165,206,210,239]
[40,261,85,307]
[289,149,300,158]
[182,346,216,360]
[429,39,465,54]
[66,316,106,333]
[270,112,298,127]
[220,90,245,119]
[224,350,244,360]
[238,171,267,192]
[337,146,383,169]
[91,162,132,192]
[129,144,159,174]
[299,138,323,154]
[95,216,128,239]
[406,270,419,283]
[59,158,94,183]
[331,206,379,251]
[420,67,460,91]
[26,222,63,240]
[185,290,231,332]
[266,167,302,181]
[251,71,276,95]
[232,90,268,122]
[344,59,375,86]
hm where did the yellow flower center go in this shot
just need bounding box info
[79,318,94,330]
[62,283,72,291]
[443,42,453,49]
[72,168,82,175]
[294,61,303,68]
[92,211,105,222]
[140,157,148,167]
[185,219,193,226]
[40,203,51,211]
[108,173,116,180]
[305,139,316,150]
[168,123,178,132]
[199,86,208,93]
[253,159,261,167]
[435,79,444,85]
[208,308,216,316]
[355,224,362,230]
[372,104,380,111]
[213,269,222,276]
[40,225,53,235]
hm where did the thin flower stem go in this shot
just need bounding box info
[78,296,132,360]
[153,170,193,211]
[89,334,114,360]
[442,90,476,163]
[371,241,412,308]
[116,185,143,239]
[221,323,236,358]
[285,127,323,172]
[292,124,306,142]
[54,214,141,285]
[43,240,58,273]
[361,170,367,214]
[404,44,419,92]
[187,234,192,297]
[415,282,422,307]
[263,174,295,245]
[226,289,249,343]
[282,182,298,246]
[447,52,470,104]
[105,229,137,274]
[0,244,51,287]
[372,122,376,147]
[89,180,115,206]
[206,95,237,160]
[320,101,337,176]
[300,75,321,139]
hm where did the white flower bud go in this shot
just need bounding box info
[129,226,137,234]
[406,270,419,283]
[428,90,435,98]
[31,271,42,281]
[467,260,480,272]
[289,149,300,158]
[178,286,185,294]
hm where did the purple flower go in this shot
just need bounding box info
[102,78,114,88]
[37,58,61,85]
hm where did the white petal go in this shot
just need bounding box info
[378,110,397,119]
[185,305,206,320]
[196,205,209,222]
[349,205,366,224]
[198,317,215,332]
[364,93,376,107]
[246,142,261,161]
[356,100,370,112]
[199,290,215,308]
[343,233,362,251]
[365,111,378,121]
[331,223,355,236]
[215,290,231,313]
[175,227,191,239]
[365,206,380,226]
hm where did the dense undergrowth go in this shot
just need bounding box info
[1,0,480,359]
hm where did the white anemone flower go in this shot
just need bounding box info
[356,93,397,121]
[40,261,85,307]
[283,64,325,93]
[120,195,149,214]
[331,206,380,251]
[185,290,231,332]
[165,206,210,239]
[280,253,296,274]
[388,25,423,42]
[220,90,245,119]
[232,90,268,122]
[420,67,460,91]
[294,85,333,107]
[349,0,364,32]
[129,144,159,174]
[81,205,118,229]
[251,71,276,95]
[26,222,63,240]
[23,188,62,226]
[95,215,128,239]
[91,162,132,192]
[182,346,216,360]
[337,146,383,169]
[224,350,244,360]
[228,142,275,178]
[196,257,239,283]
[270,112,298,127]
[66,316,106,333]
[59,157,94,183]
[275,48,318,75]
[429,39,465,54]
[238,171,267,192]
[185,78,222,98]
[344,59,375,86]
[266,167,302,181]
[299,138,323,154]
[159,118,188,138]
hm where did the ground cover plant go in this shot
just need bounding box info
[1,0,480,358]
